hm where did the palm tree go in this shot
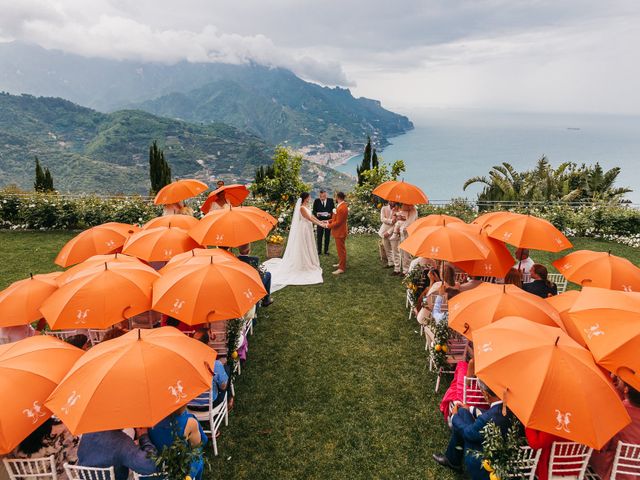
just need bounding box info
[581,163,632,202]
[463,162,526,202]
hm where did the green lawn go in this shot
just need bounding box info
[1,232,638,479]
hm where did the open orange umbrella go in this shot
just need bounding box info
[200,184,250,213]
[189,207,275,248]
[56,253,142,285]
[405,214,463,235]
[55,223,140,267]
[144,214,199,231]
[0,272,61,327]
[372,180,428,205]
[448,282,562,339]
[40,262,160,330]
[160,248,237,273]
[553,250,640,292]
[0,336,83,454]
[545,290,585,347]
[485,212,572,252]
[153,179,208,205]
[241,206,278,225]
[46,327,215,434]
[153,259,266,324]
[473,316,630,449]
[471,211,516,228]
[568,287,640,390]
[123,226,200,262]
[453,229,514,278]
[399,223,490,262]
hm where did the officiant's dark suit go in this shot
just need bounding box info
[312,193,335,255]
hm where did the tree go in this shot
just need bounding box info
[250,146,309,204]
[149,141,172,194]
[34,157,54,192]
[43,167,54,192]
[372,149,379,170]
[356,137,373,185]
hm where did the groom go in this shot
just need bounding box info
[327,191,348,275]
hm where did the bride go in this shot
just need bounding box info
[264,192,327,292]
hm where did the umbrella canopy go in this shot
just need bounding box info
[545,290,586,347]
[372,180,429,205]
[553,250,640,292]
[160,248,237,273]
[122,226,200,262]
[448,282,562,339]
[153,259,267,324]
[55,222,140,267]
[40,262,160,330]
[56,253,143,285]
[405,214,463,235]
[0,336,83,454]
[568,287,640,390]
[399,223,490,262]
[453,230,515,278]
[200,184,250,213]
[471,211,517,228]
[485,212,572,252]
[473,316,630,449]
[189,207,275,248]
[153,179,208,205]
[46,327,215,434]
[143,214,199,231]
[0,272,61,327]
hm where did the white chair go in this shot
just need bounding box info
[208,322,229,357]
[509,446,542,480]
[434,332,468,392]
[0,336,10,345]
[522,272,532,283]
[462,376,490,410]
[611,441,640,479]
[455,272,468,284]
[187,390,229,456]
[548,273,568,294]
[88,329,110,346]
[44,330,78,341]
[480,276,496,283]
[132,473,164,480]
[3,456,57,480]
[64,463,115,480]
[548,442,593,479]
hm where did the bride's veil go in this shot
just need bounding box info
[282,197,302,262]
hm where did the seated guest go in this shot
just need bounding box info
[523,264,557,298]
[0,325,34,343]
[102,327,127,342]
[192,329,233,409]
[415,268,442,322]
[149,406,207,480]
[77,429,157,480]
[459,276,483,292]
[12,418,78,478]
[66,333,90,350]
[161,315,200,332]
[513,248,535,281]
[503,268,523,288]
[238,243,273,306]
[525,429,567,480]
[433,380,512,480]
[591,384,640,479]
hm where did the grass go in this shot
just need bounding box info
[0,232,638,479]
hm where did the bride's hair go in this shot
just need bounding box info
[300,192,310,202]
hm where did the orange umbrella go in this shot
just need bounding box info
[241,206,278,225]
[568,287,640,390]
[553,250,640,292]
[0,272,61,327]
[56,253,142,285]
[545,290,586,347]
[473,316,630,449]
[453,229,514,278]
[485,212,572,252]
[160,248,237,273]
[372,180,429,205]
[200,184,250,213]
[405,214,463,235]
[448,282,562,339]
[399,223,490,262]
[46,327,215,434]
[471,211,516,228]
[123,226,200,262]
[153,259,266,324]
[189,207,275,248]
[0,336,83,454]
[144,214,199,231]
[55,223,140,267]
[153,179,208,205]
[40,262,160,330]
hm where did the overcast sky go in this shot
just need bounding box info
[1,0,639,115]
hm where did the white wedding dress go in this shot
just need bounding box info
[263,199,323,292]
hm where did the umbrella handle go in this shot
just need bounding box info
[617,367,639,390]
[463,323,470,335]
[204,361,214,376]
[121,306,133,320]
[205,311,217,323]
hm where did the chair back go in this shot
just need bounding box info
[87,329,110,346]
[480,276,496,283]
[455,272,468,284]
[462,376,490,409]
[44,330,78,341]
[63,464,115,480]
[509,446,542,480]
[0,336,9,345]
[3,456,57,480]
[548,442,593,479]
[521,273,532,283]
[612,441,640,479]
[132,473,164,480]
[548,273,568,294]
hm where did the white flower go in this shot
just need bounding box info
[278,217,284,223]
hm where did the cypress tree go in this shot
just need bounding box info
[43,167,54,192]
[372,149,379,169]
[149,141,172,193]
[34,157,45,192]
[356,137,373,185]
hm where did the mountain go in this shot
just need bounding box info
[0,42,413,153]
[0,92,354,194]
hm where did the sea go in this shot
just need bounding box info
[337,109,640,204]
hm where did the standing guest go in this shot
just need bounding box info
[149,406,207,480]
[237,243,273,307]
[327,192,349,275]
[503,268,523,288]
[523,264,558,298]
[397,204,418,275]
[378,201,397,268]
[433,381,512,479]
[312,190,334,255]
[591,384,640,480]
[210,190,230,211]
[162,200,192,216]
[387,203,403,275]
[77,429,157,480]
[513,248,535,281]
[12,418,78,479]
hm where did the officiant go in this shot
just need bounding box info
[312,189,335,255]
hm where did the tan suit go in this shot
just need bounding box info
[378,204,395,267]
[400,206,418,274]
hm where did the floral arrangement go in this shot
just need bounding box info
[429,314,452,372]
[226,317,244,380]
[402,266,427,307]
[266,233,285,245]
[475,419,526,480]
[153,420,206,480]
